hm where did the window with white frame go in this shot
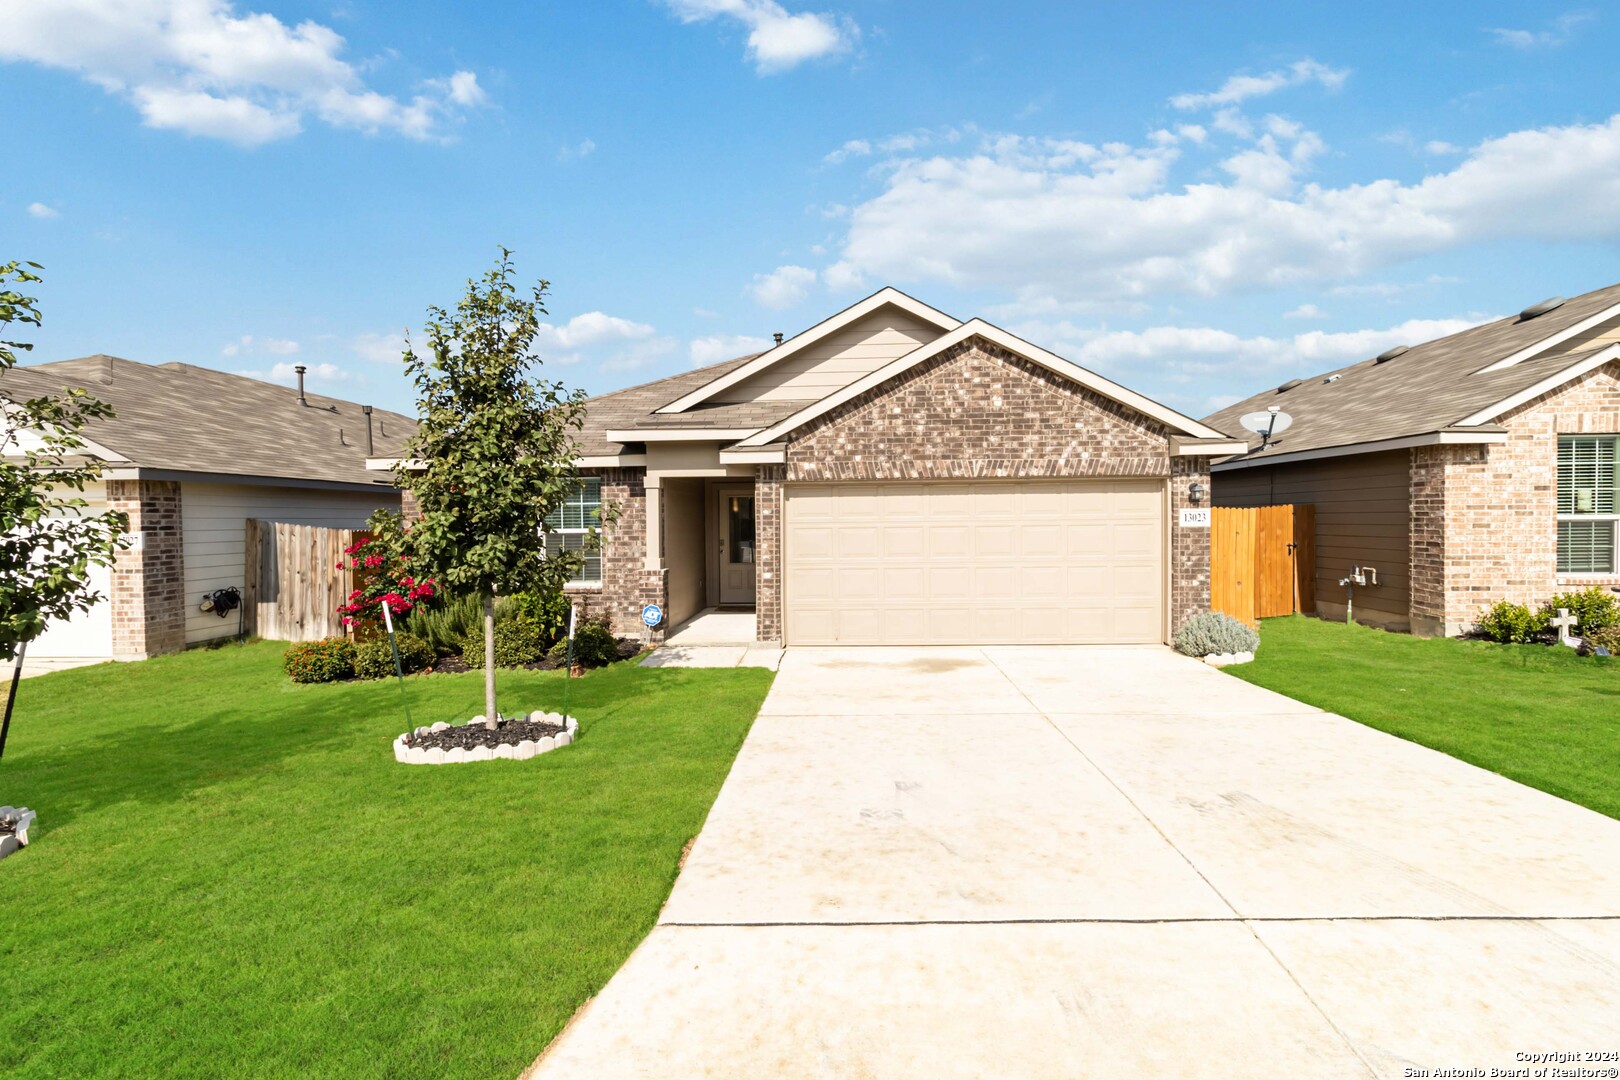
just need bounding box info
[544,478,603,584]
[1557,435,1618,574]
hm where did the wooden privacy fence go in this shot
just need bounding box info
[243,520,368,642]
[1211,504,1315,626]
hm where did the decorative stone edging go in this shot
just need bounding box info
[393,712,579,766]
[0,805,36,861]
[1203,651,1256,668]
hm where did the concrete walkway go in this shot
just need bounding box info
[527,646,1620,1079]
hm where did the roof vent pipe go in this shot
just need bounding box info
[294,364,308,406]
[362,405,374,455]
[773,332,784,346]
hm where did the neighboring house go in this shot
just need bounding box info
[1205,284,1620,637]
[543,288,1243,646]
[3,356,413,664]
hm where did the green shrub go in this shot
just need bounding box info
[354,632,436,680]
[547,617,621,668]
[1475,600,1547,644]
[1578,625,1620,656]
[282,637,356,683]
[1542,586,1620,633]
[460,615,548,668]
[1173,611,1259,657]
[506,589,572,648]
[406,592,482,657]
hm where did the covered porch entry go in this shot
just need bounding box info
[654,476,758,639]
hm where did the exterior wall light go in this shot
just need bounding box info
[1189,481,1206,504]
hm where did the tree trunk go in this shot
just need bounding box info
[483,589,498,729]
[0,641,25,762]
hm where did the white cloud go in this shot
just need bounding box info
[1170,59,1348,111]
[235,360,346,384]
[823,138,870,164]
[0,0,487,146]
[748,264,817,308]
[27,201,59,219]
[1020,316,1483,387]
[663,0,856,74]
[352,331,406,364]
[558,137,596,162]
[530,311,665,370]
[1283,303,1326,319]
[690,333,772,366]
[1425,140,1464,155]
[221,334,299,357]
[1488,12,1595,49]
[812,113,1620,308]
[599,337,677,373]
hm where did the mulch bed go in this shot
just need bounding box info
[410,716,568,752]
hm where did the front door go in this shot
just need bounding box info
[716,484,758,607]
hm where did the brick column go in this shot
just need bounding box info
[754,464,785,645]
[1408,447,1448,637]
[107,479,186,659]
[1169,456,1212,637]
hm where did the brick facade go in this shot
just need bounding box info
[566,467,667,643]
[107,479,186,659]
[587,338,1219,646]
[1170,456,1213,633]
[1409,361,1620,636]
[784,340,1171,481]
[753,465,786,644]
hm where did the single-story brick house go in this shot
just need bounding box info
[543,288,1244,647]
[4,356,412,665]
[1206,283,1620,637]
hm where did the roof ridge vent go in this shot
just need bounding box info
[1275,378,1303,393]
[1374,345,1408,364]
[1519,296,1566,320]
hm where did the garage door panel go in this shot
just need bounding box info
[784,480,1165,645]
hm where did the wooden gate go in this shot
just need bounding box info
[1210,504,1314,625]
[243,520,368,641]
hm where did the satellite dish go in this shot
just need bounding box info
[1239,408,1293,449]
[1520,297,1566,320]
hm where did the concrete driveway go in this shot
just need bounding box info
[527,646,1620,1079]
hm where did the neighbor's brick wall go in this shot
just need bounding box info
[754,465,785,643]
[1410,361,1620,635]
[1170,457,1213,633]
[783,340,1171,480]
[107,479,186,659]
[565,467,667,643]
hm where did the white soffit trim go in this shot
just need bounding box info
[577,454,648,468]
[365,456,427,471]
[1172,439,1250,457]
[654,287,961,414]
[1212,429,1509,472]
[737,319,1230,447]
[1456,344,1620,425]
[604,428,761,443]
[718,445,787,464]
[1475,301,1620,373]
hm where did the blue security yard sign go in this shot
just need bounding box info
[641,604,663,628]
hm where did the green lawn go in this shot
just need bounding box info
[1227,615,1620,820]
[0,641,773,1079]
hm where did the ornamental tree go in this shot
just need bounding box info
[395,250,587,726]
[1,261,127,759]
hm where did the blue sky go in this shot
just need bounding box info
[6,1,1620,418]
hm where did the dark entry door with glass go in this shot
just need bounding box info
[716,484,757,606]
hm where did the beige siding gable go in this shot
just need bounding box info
[712,305,943,403]
[1543,315,1620,359]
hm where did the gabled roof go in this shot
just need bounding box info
[736,319,1229,446]
[1205,281,1620,469]
[2,355,414,488]
[655,287,960,414]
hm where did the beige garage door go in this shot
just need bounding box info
[784,480,1165,645]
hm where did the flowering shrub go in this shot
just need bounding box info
[334,531,436,634]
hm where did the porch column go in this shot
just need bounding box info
[643,475,663,572]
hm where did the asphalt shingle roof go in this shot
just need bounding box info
[1204,282,1620,458]
[576,354,793,454]
[2,355,414,487]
